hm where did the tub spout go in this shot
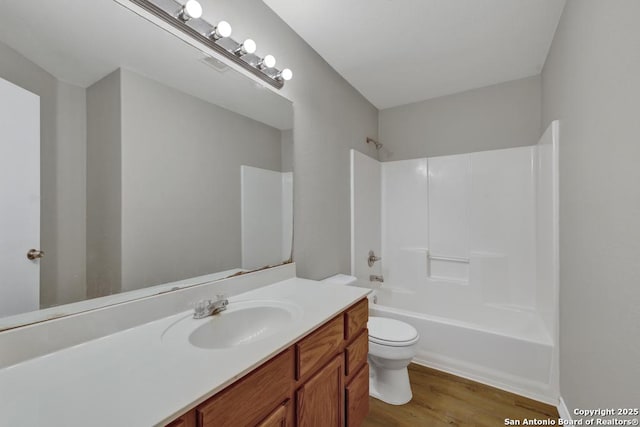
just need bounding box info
[370,275,384,283]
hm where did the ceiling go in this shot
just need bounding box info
[263,0,565,109]
[0,0,292,129]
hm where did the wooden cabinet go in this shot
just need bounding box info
[165,298,369,427]
[344,300,369,427]
[296,355,344,427]
[296,315,343,380]
[256,400,293,427]
[346,364,369,427]
[345,299,368,341]
[345,329,368,380]
[166,410,196,427]
[197,348,294,427]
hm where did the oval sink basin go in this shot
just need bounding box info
[162,300,301,350]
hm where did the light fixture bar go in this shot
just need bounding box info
[127,0,290,89]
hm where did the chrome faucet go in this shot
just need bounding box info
[193,295,229,319]
[369,275,384,283]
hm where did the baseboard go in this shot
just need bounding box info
[558,397,572,420]
[412,356,557,406]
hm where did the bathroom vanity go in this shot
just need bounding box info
[0,265,371,426]
[166,297,369,427]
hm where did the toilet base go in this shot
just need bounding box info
[369,363,413,405]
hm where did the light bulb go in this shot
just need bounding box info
[234,39,257,56]
[259,55,276,69]
[209,20,232,40]
[277,68,293,81]
[178,0,202,21]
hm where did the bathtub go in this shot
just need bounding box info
[364,284,558,404]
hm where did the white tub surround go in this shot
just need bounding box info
[349,122,560,404]
[0,266,370,426]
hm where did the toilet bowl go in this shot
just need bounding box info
[320,275,419,405]
[367,316,419,405]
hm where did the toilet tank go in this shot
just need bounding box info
[321,274,376,304]
[321,274,358,286]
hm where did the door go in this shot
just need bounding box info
[0,77,40,317]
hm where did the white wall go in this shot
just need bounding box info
[379,147,538,311]
[378,75,541,160]
[469,147,537,309]
[350,150,381,282]
[381,158,429,289]
[120,68,283,291]
[204,0,380,280]
[241,166,292,269]
[542,0,640,413]
[87,68,285,294]
[428,154,472,281]
[86,70,122,298]
[536,123,559,339]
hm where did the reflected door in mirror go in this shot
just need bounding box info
[0,77,40,317]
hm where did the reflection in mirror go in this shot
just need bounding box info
[0,0,293,329]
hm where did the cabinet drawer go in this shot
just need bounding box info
[345,299,368,341]
[256,399,292,427]
[345,329,368,378]
[296,315,344,380]
[197,348,294,427]
[346,364,370,427]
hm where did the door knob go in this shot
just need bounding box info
[27,249,44,260]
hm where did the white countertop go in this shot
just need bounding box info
[0,278,369,426]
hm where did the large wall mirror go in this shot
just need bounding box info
[0,0,294,329]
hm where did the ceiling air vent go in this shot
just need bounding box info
[200,57,229,73]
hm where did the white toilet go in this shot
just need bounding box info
[321,274,420,405]
[367,316,419,405]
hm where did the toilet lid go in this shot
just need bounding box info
[368,317,418,345]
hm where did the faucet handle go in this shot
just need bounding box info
[216,294,229,308]
[193,299,209,318]
[368,250,382,267]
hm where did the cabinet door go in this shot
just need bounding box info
[256,400,292,427]
[345,364,369,427]
[296,355,344,427]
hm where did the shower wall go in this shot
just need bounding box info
[381,147,538,309]
[350,151,382,280]
[351,134,557,332]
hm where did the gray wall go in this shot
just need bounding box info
[281,129,293,173]
[0,41,86,307]
[212,0,380,279]
[86,70,122,298]
[119,69,282,291]
[378,75,541,160]
[542,0,640,413]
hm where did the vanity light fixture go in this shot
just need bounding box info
[207,20,232,40]
[177,0,202,22]
[258,54,276,70]
[234,39,257,56]
[128,0,293,88]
